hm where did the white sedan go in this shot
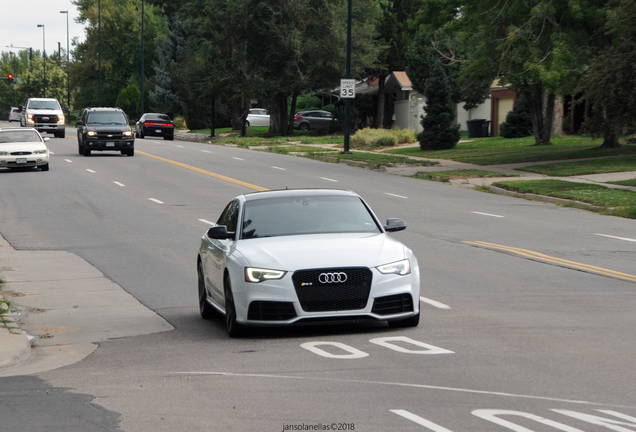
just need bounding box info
[197,189,420,337]
[0,128,50,171]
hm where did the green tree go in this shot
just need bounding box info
[418,60,460,150]
[577,0,636,148]
[71,0,167,109]
[499,95,533,139]
[454,0,609,145]
[115,83,141,120]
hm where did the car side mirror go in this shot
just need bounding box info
[76,120,84,126]
[18,106,23,112]
[43,137,50,142]
[384,218,406,232]
[65,106,71,113]
[207,225,235,240]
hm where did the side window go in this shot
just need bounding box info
[216,200,240,233]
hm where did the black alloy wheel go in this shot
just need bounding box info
[299,123,310,131]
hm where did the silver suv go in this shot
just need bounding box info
[19,98,66,138]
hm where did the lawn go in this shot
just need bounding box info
[492,179,636,218]
[517,155,636,176]
[386,135,636,165]
[414,169,518,182]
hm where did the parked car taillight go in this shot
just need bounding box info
[294,115,301,121]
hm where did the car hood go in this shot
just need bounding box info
[236,233,407,270]
[1,142,47,153]
[87,125,130,132]
[29,109,62,115]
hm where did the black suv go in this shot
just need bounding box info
[77,107,135,156]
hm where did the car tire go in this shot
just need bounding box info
[299,123,310,131]
[224,275,244,338]
[78,139,83,155]
[127,148,134,156]
[388,312,420,328]
[57,129,65,138]
[83,145,91,156]
[40,163,49,171]
[198,261,218,319]
[139,129,144,139]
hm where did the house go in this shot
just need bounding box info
[354,72,518,137]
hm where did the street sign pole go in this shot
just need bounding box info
[343,0,353,154]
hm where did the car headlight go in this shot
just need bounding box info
[87,131,96,137]
[0,151,8,156]
[376,259,411,276]
[27,114,34,123]
[123,131,133,137]
[33,149,47,154]
[245,267,287,283]
[57,114,65,123]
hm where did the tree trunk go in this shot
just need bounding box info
[374,73,387,129]
[526,85,555,145]
[268,93,289,135]
[287,90,299,136]
[552,95,564,137]
[601,128,621,148]
[231,98,242,130]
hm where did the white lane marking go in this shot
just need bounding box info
[391,410,455,432]
[199,219,215,225]
[594,233,636,243]
[49,151,55,154]
[272,166,286,170]
[385,193,408,199]
[172,371,630,407]
[420,297,451,310]
[148,198,164,204]
[369,337,454,355]
[300,342,368,359]
[113,181,125,187]
[153,141,161,144]
[472,211,504,218]
[86,169,96,173]
[201,150,211,153]
[177,145,184,148]
[320,177,338,182]
[64,159,72,163]
[233,157,244,161]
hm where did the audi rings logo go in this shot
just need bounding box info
[318,272,347,284]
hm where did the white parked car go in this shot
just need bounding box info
[246,108,269,127]
[0,128,50,171]
[197,188,420,337]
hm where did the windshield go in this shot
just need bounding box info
[0,130,42,143]
[241,195,381,239]
[27,100,61,110]
[87,112,127,125]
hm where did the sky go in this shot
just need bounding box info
[1,0,86,60]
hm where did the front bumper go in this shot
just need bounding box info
[85,139,135,151]
[32,123,65,133]
[0,155,49,168]
[233,269,420,326]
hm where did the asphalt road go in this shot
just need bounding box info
[1,124,635,432]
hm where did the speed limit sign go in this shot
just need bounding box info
[340,79,356,98]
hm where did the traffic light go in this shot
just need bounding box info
[7,74,14,84]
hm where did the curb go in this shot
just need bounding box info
[0,296,31,369]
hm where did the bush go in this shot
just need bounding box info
[352,128,402,147]
[500,94,533,138]
[173,116,187,130]
[393,128,416,144]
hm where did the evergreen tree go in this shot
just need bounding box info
[418,60,460,150]
[499,94,533,138]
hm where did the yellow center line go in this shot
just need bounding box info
[137,150,269,192]
[465,241,636,283]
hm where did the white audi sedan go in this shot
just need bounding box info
[0,128,50,171]
[197,189,420,337]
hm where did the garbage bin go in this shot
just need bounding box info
[466,119,486,138]
[481,120,491,137]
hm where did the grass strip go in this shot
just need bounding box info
[387,135,636,165]
[306,151,438,167]
[492,180,636,219]
[517,155,636,176]
[414,169,519,182]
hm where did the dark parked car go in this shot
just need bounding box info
[135,113,175,140]
[293,110,336,131]
[77,107,135,156]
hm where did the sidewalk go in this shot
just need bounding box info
[0,234,173,377]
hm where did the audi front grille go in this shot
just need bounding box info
[292,267,373,312]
